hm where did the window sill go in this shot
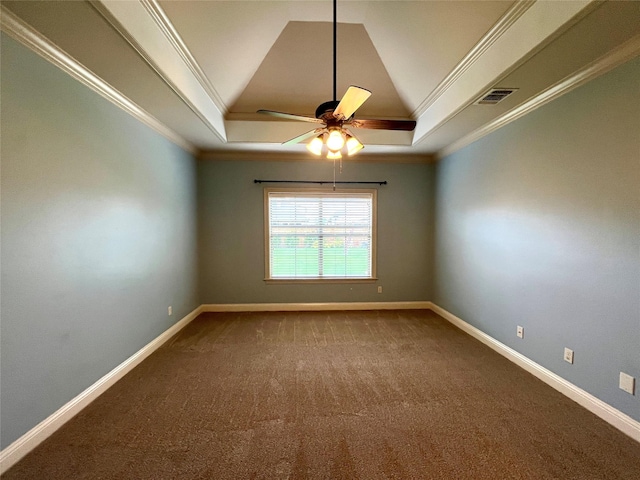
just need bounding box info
[264,277,378,285]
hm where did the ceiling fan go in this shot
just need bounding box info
[257,0,416,159]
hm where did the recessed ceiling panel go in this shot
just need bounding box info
[230,21,411,119]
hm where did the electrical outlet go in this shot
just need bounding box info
[517,326,524,339]
[564,347,574,364]
[168,306,172,316]
[377,286,383,294]
[619,372,635,395]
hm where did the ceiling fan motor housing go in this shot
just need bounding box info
[315,100,341,120]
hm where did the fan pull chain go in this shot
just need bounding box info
[333,158,336,190]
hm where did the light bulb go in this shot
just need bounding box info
[307,136,323,156]
[327,150,342,160]
[326,129,345,152]
[346,136,364,156]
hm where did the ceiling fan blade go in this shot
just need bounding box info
[283,128,325,145]
[349,118,417,131]
[257,109,324,124]
[333,86,372,120]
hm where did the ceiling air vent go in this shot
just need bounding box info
[475,88,518,105]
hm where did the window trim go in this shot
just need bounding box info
[264,187,377,283]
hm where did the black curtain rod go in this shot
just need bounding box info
[254,180,387,185]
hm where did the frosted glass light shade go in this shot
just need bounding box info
[307,136,324,156]
[326,129,345,152]
[346,136,364,156]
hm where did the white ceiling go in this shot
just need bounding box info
[3,0,640,159]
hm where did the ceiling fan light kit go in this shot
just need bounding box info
[258,0,416,161]
[306,129,364,159]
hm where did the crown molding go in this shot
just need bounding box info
[140,0,227,114]
[437,33,640,159]
[198,149,435,164]
[412,0,598,147]
[0,6,197,155]
[412,0,535,119]
[91,0,227,142]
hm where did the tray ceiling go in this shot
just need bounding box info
[2,0,639,159]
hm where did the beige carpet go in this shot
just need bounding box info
[4,310,640,479]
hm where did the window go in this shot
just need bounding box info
[265,188,377,281]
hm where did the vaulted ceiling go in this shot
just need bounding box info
[2,1,640,160]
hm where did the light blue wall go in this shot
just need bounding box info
[198,159,435,304]
[2,25,637,452]
[0,35,199,448]
[434,58,640,421]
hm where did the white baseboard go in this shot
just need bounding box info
[4,301,637,473]
[0,305,202,474]
[428,302,640,443]
[201,301,431,312]
[1,301,426,471]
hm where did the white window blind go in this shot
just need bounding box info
[266,190,376,280]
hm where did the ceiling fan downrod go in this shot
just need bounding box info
[256,0,416,157]
[333,0,337,103]
[314,0,340,119]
